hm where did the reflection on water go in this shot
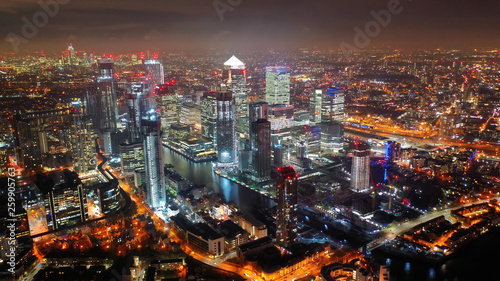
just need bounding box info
[429,268,435,279]
[372,227,500,281]
[404,262,411,273]
[369,256,441,281]
[163,147,274,213]
[164,146,497,280]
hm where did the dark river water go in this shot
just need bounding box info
[162,147,274,213]
[163,145,498,280]
[371,220,500,281]
[369,165,499,280]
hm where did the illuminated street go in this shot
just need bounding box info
[2,5,500,280]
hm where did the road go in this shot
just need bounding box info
[117,175,268,280]
[345,125,500,157]
[367,197,498,251]
[21,262,43,281]
[116,172,341,281]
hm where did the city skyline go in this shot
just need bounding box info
[2,1,500,280]
[2,45,500,281]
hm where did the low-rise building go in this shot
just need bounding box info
[170,214,224,257]
[216,220,249,251]
[233,212,268,239]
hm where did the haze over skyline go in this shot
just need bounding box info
[1,0,500,53]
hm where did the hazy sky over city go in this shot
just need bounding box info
[1,0,499,53]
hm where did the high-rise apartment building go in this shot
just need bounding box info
[351,142,370,191]
[215,92,237,167]
[126,86,142,144]
[250,102,271,182]
[276,166,298,246]
[13,108,71,171]
[142,113,166,209]
[84,58,120,154]
[70,113,96,174]
[96,58,119,132]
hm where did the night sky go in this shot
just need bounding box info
[1,0,499,53]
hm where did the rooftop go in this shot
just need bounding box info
[224,55,245,69]
[217,220,247,239]
[170,214,222,241]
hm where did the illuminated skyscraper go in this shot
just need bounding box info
[296,141,307,159]
[83,59,120,154]
[250,102,271,182]
[385,141,401,163]
[351,142,370,191]
[126,87,142,144]
[13,109,71,171]
[96,58,119,132]
[155,84,179,135]
[66,44,76,66]
[310,89,323,124]
[201,91,218,142]
[292,123,321,159]
[119,142,144,173]
[250,101,269,122]
[215,91,237,167]
[120,81,146,175]
[70,113,97,174]
[34,170,87,230]
[276,166,298,246]
[82,52,92,65]
[13,114,44,171]
[223,56,249,147]
[268,104,294,157]
[320,121,344,155]
[125,79,165,143]
[139,85,157,118]
[321,87,345,123]
[273,144,284,167]
[144,59,165,89]
[142,112,166,209]
[266,66,291,106]
[439,113,458,138]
